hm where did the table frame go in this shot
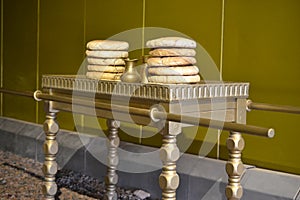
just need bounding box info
[41,75,250,200]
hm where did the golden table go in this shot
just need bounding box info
[40,75,253,200]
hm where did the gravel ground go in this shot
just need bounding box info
[0,150,156,200]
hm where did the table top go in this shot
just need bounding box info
[42,75,249,102]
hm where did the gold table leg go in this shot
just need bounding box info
[42,109,59,200]
[225,131,245,200]
[159,123,181,200]
[104,119,120,200]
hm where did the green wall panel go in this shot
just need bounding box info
[3,95,36,122]
[223,0,300,174]
[85,0,143,42]
[145,0,222,67]
[2,0,37,122]
[38,0,85,129]
[39,0,85,75]
[85,0,144,65]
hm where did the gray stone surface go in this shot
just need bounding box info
[189,156,228,181]
[0,118,27,133]
[118,142,162,173]
[16,121,43,138]
[55,130,91,172]
[35,131,45,163]
[84,136,108,180]
[242,190,290,200]
[177,153,198,174]
[188,176,227,200]
[183,156,228,200]
[0,117,6,126]
[296,189,300,200]
[0,118,26,152]
[176,172,189,199]
[118,142,162,199]
[242,168,300,200]
[84,150,107,181]
[15,122,43,159]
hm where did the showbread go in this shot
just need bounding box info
[86,72,121,80]
[147,57,196,66]
[86,40,129,50]
[87,57,125,65]
[148,66,199,76]
[148,75,200,84]
[146,37,196,48]
[86,50,128,58]
[87,65,125,72]
[149,48,196,57]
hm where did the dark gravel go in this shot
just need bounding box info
[0,150,157,200]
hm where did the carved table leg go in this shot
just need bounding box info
[159,123,181,200]
[42,110,59,200]
[104,119,120,200]
[225,131,245,200]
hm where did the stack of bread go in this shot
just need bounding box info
[146,37,200,84]
[85,40,129,81]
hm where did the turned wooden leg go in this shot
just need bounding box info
[104,119,120,200]
[42,110,59,200]
[159,122,181,200]
[225,131,245,200]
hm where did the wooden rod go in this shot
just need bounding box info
[152,111,274,138]
[0,88,34,98]
[0,88,275,138]
[247,100,300,114]
[37,92,274,138]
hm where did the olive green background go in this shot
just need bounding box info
[0,0,299,174]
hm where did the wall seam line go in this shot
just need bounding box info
[217,0,226,159]
[0,0,4,116]
[139,0,146,143]
[80,0,87,129]
[142,0,146,56]
[35,0,40,123]
[219,0,225,81]
[83,0,86,59]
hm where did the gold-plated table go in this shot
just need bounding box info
[41,75,251,200]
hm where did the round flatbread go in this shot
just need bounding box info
[86,50,128,58]
[148,66,199,76]
[149,48,196,57]
[146,37,196,48]
[87,57,125,65]
[86,72,122,81]
[86,40,129,50]
[148,75,200,84]
[147,57,196,66]
[87,65,125,72]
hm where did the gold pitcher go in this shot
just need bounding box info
[121,58,141,83]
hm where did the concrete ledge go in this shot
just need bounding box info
[0,117,299,199]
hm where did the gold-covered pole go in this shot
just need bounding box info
[225,131,245,200]
[247,100,300,114]
[0,87,34,98]
[104,119,120,200]
[42,102,59,200]
[35,92,274,137]
[152,109,274,138]
[1,88,298,116]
